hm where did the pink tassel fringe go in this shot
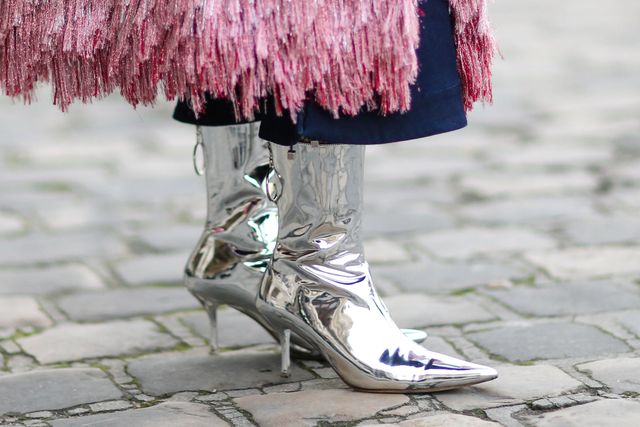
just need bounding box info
[450,0,497,111]
[0,1,495,120]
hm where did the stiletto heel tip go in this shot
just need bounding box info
[280,329,291,377]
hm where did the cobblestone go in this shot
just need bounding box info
[377,260,528,294]
[363,208,454,237]
[486,142,611,169]
[385,294,495,328]
[468,322,631,362]
[563,214,640,245]
[484,280,640,317]
[235,390,408,427]
[0,297,51,329]
[0,211,25,235]
[436,365,583,411]
[367,414,500,426]
[0,368,122,415]
[113,252,187,286]
[416,227,556,259]
[420,336,464,359]
[0,232,129,266]
[459,170,598,199]
[524,247,640,280]
[0,340,21,354]
[364,239,412,264]
[127,350,314,396]
[576,358,640,394]
[6,354,37,373]
[56,287,200,321]
[88,400,133,412]
[127,224,202,251]
[484,405,528,427]
[615,311,640,337]
[17,320,178,364]
[521,399,640,427]
[24,411,53,419]
[180,310,275,348]
[50,402,229,427]
[0,264,105,296]
[2,0,640,424]
[458,196,599,228]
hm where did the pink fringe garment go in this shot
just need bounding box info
[0,0,496,121]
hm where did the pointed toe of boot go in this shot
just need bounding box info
[412,354,498,392]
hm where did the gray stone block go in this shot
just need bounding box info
[113,252,187,285]
[377,261,529,293]
[33,201,118,231]
[235,389,409,427]
[181,310,275,348]
[57,287,199,321]
[436,365,583,411]
[564,214,640,245]
[366,151,477,183]
[616,311,640,337]
[365,414,500,426]
[364,239,411,264]
[0,297,51,329]
[468,322,630,362]
[363,182,458,207]
[363,208,454,238]
[608,189,640,211]
[422,336,464,359]
[416,227,555,259]
[460,170,598,198]
[385,294,495,328]
[0,211,25,235]
[486,142,611,169]
[0,264,105,296]
[128,225,202,251]
[0,164,108,188]
[88,400,132,413]
[459,196,598,227]
[18,320,178,364]
[0,232,128,266]
[127,349,314,396]
[50,402,228,427]
[484,280,640,317]
[524,247,640,280]
[612,160,640,184]
[0,368,122,415]
[577,357,640,394]
[522,399,640,427]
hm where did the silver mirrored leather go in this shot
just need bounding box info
[259,142,498,392]
[184,124,428,359]
[184,124,282,351]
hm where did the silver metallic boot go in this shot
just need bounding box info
[185,125,427,357]
[185,124,280,352]
[259,142,498,392]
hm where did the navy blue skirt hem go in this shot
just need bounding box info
[172,0,466,146]
[173,97,261,127]
[260,83,468,146]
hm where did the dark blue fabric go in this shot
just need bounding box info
[173,96,262,126]
[173,0,466,145]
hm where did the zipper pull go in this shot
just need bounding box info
[193,127,206,176]
[287,145,296,160]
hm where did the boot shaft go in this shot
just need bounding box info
[186,125,277,281]
[199,124,271,227]
[268,142,366,261]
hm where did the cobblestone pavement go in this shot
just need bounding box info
[1,1,640,426]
